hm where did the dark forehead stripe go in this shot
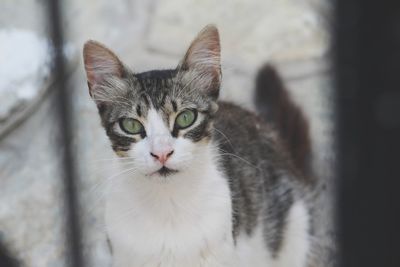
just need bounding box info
[171,100,178,112]
[158,92,167,108]
[137,77,146,92]
[135,69,178,110]
[132,93,150,119]
[135,69,177,93]
[139,93,150,108]
[136,105,142,117]
[135,69,178,80]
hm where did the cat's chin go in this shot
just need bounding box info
[147,166,178,178]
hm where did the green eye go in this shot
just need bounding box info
[119,118,144,134]
[175,109,197,129]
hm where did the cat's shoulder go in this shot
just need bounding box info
[214,100,310,183]
[215,101,275,137]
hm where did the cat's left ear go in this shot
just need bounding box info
[180,25,221,100]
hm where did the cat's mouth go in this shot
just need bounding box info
[152,166,178,177]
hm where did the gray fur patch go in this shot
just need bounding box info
[213,102,312,257]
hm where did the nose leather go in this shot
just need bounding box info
[150,135,174,165]
[150,150,174,164]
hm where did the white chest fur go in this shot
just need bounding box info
[104,156,311,267]
[105,159,235,267]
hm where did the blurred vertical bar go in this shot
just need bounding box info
[335,0,400,267]
[46,0,84,267]
[0,244,19,266]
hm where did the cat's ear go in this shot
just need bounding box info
[83,40,124,97]
[180,25,221,99]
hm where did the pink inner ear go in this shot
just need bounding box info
[182,25,220,70]
[83,41,124,92]
[181,26,222,97]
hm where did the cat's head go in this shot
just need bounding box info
[83,25,221,177]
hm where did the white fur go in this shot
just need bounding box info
[274,201,310,267]
[234,200,310,267]
[105,148,235,267]
[104,109,311,267]
[235,223,271,266]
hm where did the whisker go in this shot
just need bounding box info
[87,165,138,194]
[213,128,236,152]
[216,149,261,170]
[90,156,138,163]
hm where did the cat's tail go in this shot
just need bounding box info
[254,64,312,177]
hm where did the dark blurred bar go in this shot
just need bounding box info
[46,0,84,267]
[0,243,19,267]
[335,1,400,267]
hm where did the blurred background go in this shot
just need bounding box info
[0,0,335,266]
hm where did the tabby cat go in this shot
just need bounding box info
[83,25,317,267]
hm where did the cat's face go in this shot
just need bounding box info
[83,25,221,177]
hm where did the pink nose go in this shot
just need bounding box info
[150,150,174,165]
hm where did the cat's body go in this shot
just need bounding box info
[104,102,312,267]
[84,25,317,267]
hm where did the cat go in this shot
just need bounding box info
[83,25,318,267]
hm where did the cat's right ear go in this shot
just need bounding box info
[83,40,124,97]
